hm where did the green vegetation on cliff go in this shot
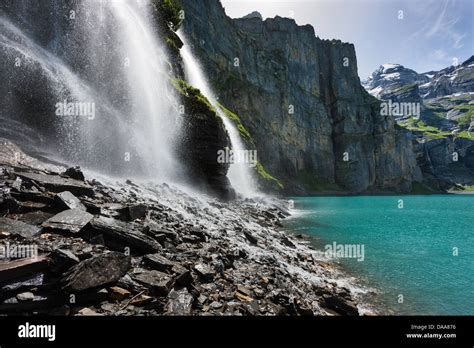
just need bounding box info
[454,104,474,125]
[396,83,418,93]
[172,78,284,190]
[215,103,253,145]
[256,162,284,189]
[171,78,216,115]
[152,0,183,57]
[152,0,182,29]
[399,116,472,140]
[216,104,284,190]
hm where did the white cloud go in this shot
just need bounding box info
[407,0,467,49]
[432,49,447,60]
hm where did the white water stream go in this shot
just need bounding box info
[178,31,256,197]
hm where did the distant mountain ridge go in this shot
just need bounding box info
[363,57,474,191]
[363,56,474,100]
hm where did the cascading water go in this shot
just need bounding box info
[178,31,256,197]
[0,0,182,181]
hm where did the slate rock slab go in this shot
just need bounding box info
[42,208,93,234]
[61,252,130,293]
[14,172,94,196]
[132,270,173,296]
[0,256,50,283]
[142,254,174,272]
[166,288,193,315]
[0,217,39,239]
[87,216,161,254]
[55,191,86,211]
[193,263,215,282]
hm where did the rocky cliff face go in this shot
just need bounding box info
[180,0,421,193]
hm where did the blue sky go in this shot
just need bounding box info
[220,0,474,78]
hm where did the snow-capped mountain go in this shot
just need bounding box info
[362,63,429,99]
[363,56,474,100]
[420,56,474,98]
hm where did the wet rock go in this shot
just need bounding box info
[14,211,54,225]
[63,167,85,181]
[142,253,174,272]
[81,199,101,214]
[209,301,223,310]
[14,172,94,196]
[89,234,105,246]
[322,294,359,316]
[109,286,131,301]
[61,252,130,293]
[144,221,179,242]
[236,286,253,298]
[280,235,296,248]
[116,274,147,293]
[126,204,148,220]
[271,203,291,217]
[166,288,193,315]
[132,270,173,296]
[16,291,35,301]
[244,231,258,245]
[193,263,215,282]
[42,208,93,234]
[10,189,56,206]
[0,217,39,239]
[129,294,154,306]
[1,272,45,293]
[174,266,193,287]
[189,226,206,241]
[87,216,161,254]
[182,234,201,243]
[0,256,50,283]
[4,199,49,213]
[235,291,253,302]
[74,288,109,304]
[295,300,314,316]
[55,191,86,211]
[0,293,61,313]
[77,307,102,316]
[50,249,80,274]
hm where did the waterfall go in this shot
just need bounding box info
[0,0,182,181]
[178,31,256,197]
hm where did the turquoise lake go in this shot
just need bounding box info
[284,195,474,315]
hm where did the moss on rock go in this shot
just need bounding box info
[256,161,284,189]
[151,0,183,29]
[172,79,284,192]
[216,103,284,191]
[216,103,253,145]
[171,78,218,117]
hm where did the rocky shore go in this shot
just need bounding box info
[0,138,366,316]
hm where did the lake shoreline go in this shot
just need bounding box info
[0,138,371,316]
[286,195,474,315]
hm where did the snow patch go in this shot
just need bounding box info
[381,63,400,72]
